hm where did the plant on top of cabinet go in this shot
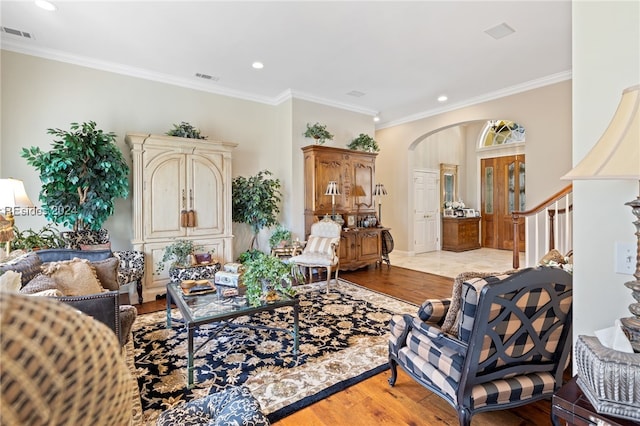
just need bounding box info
[304,122,334,144]
[166,121,207,139]
[232,170,282,251]
[21,121,129,231]
[348,133,379,152]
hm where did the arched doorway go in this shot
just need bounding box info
[407,119,526,254]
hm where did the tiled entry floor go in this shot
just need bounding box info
[388,248,523,278]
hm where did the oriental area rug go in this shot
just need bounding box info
[130,279,417,424]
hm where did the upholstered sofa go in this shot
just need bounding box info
[0,249,137,346]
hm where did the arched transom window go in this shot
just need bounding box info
[480,120,526,147]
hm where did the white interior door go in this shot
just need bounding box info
[414,170,439,253]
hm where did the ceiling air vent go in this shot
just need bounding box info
[195,73,219,82]
[2,27,34,39]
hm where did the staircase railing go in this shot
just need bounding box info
[511,184,573,269]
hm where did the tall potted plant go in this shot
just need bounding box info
[232,170,282,250]
[21,121,129,231]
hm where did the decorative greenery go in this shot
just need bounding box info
[166,121,207,139]
[156,239,206,274]
[12,223,65,251]
[21,121,129,231]
[232,170,282,250]
[269,224,292,248]
[303,122,334,144]
[347,133,379,152]
[239,250,301,306]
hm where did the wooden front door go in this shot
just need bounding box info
[481,155,526,251]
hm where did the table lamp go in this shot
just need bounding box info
[373,183,388,225]
[324,181,340,219]
[561,84,640,349]
[0,215,14,257]
[0,178,35,227]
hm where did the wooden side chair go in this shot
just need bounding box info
[289,217,341,292]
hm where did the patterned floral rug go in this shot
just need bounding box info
[131,279,416,424]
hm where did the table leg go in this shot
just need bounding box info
[166,289,172,328]
[188,325,195,388]
[293,302,299,355]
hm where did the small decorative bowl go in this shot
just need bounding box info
[195,253,212,264]
[180,280,196,290]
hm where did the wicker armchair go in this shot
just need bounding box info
[61,229,145,303]
[388,267,573,426]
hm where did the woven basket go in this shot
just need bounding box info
[575,335,640,421]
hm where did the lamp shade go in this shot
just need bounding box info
[373,183,388,197]
[324,181,340,196]
[0,179,34,209]
[562,84,640,181]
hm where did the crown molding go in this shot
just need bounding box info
[3,41,379,117]
[1,41,277,105]
[376,71,572,130]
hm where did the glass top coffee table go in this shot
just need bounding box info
[166,281,299,388]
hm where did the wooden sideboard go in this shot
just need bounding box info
[442,216,481,252]
[302,145,384,270]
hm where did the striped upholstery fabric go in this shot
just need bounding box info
[290,217,341,292]
[388,267,573,426]
[417,298,452,326]
[0,292,132,426]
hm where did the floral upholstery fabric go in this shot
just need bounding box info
[168,263,221,283]
[156,386,270,426]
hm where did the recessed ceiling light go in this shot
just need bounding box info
[484,22,515,40]
[35,0,57,11]
[252,62,264,69]
[437,95,448,102]
[346,90,366,98]
[373,116,380,123]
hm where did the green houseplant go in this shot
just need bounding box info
[12,223,65,251]
[304,122,334,144]
[232,170,282,250]
[155,239,205,274]
[166,121,207,139]
[347,133,379,152]
[269,224,292,249]
[239,250,301,306]
[21,121,129,231]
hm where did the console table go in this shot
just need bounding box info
[552,376,638,426]
[442,216,481,252]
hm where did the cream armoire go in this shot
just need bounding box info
[126,133,237,301]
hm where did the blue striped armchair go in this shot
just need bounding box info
[388,266,573,426]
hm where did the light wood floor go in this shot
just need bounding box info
[137,265,561,425]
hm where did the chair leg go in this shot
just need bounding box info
[457,408,472,426]
[388,358,398,386]
[325,266,331,293]
[136,279,143,304]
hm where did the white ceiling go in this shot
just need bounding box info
[0,1,572,128]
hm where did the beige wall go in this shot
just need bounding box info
[572,1,639,339]
[0,50,373,258]
[375,81,573,252]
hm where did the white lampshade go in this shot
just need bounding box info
[373,183,388,197]
[324,181,340,196]
[562,84,639,181]
[0,178,34,209]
